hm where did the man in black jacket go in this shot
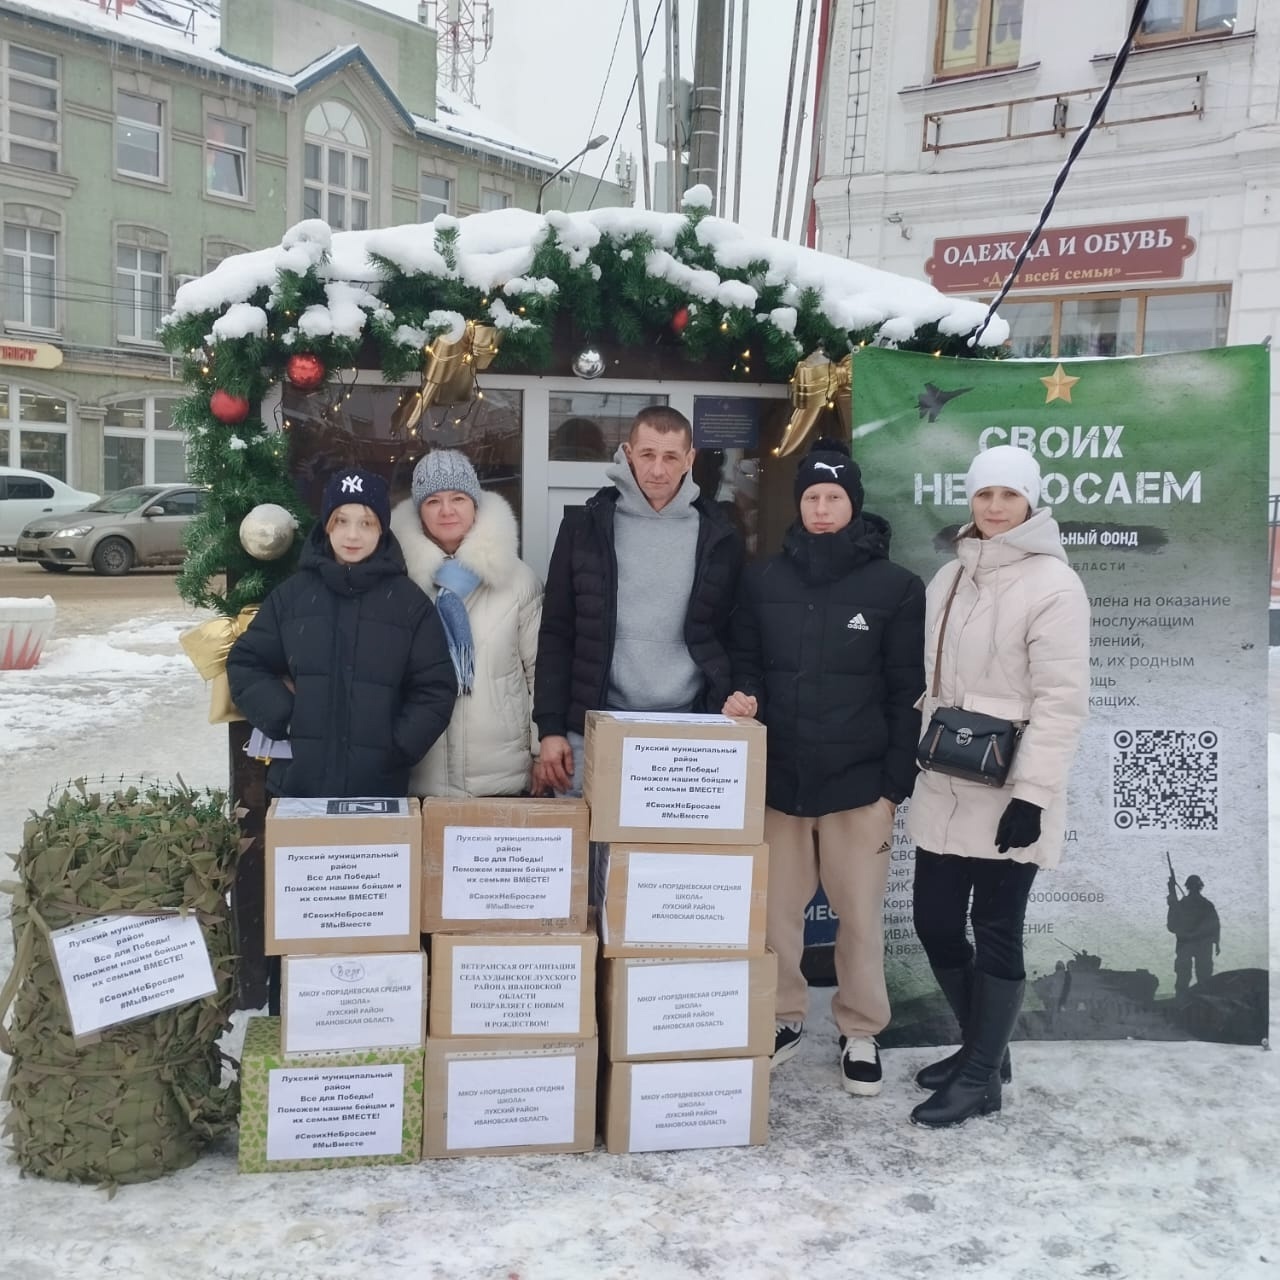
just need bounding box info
[534,406,743,794]
[725,438,924,1096]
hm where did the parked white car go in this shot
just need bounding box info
[0,467,99,551]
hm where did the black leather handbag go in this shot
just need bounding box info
[917,568,1023,788]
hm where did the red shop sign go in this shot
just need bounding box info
[925,217,1196,294]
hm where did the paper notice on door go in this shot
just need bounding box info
[628,1057,755,1152]
[617,737,748,828]
[273,842,412,939]
[625,959,749,1055]
[49,912,217,1038]
[623,852,753,947]
[266,1063,405,1161]
[440,826,574,919]
[450,945,583,1035]
[445,1052,577,1150]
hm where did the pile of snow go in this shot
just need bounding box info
[171,194,1009,353]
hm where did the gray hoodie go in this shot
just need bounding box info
[605,447,703,713]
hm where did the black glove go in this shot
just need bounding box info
[995,798,1042,853]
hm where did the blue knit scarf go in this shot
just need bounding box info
[433,556,480,694]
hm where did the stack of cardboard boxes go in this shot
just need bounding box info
[585,712,776,1154]
[236,712,773,1171]
[240,798,428,1174]
[420,797,598,1158]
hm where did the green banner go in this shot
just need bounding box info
[851,345,1270,1045]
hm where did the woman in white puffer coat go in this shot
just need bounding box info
[908,444,1089,1131]
[390,449,542,797]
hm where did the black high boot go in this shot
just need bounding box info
[910,973,1025,1128]
[916,964,1013,1091]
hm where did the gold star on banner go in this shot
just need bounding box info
[1040,363,1081,404]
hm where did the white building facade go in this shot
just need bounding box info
[814,0,1278,481]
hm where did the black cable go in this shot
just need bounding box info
[590,0,664,211]
[969,0,1151,348]
[569,0,632,207]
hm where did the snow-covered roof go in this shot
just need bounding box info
[168,190,1009,356]
[12,0,563,166]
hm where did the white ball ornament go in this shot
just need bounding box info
[239,504,298,560]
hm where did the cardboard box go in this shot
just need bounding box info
[583,712,766,845]
[423,1036,598,1157]
[430,929,596,1040]
[600,951,776,1061]
[422,797,589,934]
[281,950,428,1055]
[602,1057,769,1154]
[596,841,769,958]
[238,1016,423,1173]
[265,797,421,956]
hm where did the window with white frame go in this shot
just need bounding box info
[206,115,249,199]
[934,0,1023,77]
[1138,0,1236,41]
[420,173,452,221]
[3,222,57,331]
[115,241,166,342]
[303,102,370,231]
[103,396,186,489]
[480,188,512,211]
[0,385,70,480]
[116,90,164,180]
[1,44,59,172]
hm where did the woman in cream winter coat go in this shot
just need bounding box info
[908,444,1089,1130]
[390,450,542,797]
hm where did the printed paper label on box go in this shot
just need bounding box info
[629,1058,755,1152]
[273,843,412,939]
[625,960,749,1054]
[445,1053,577,1150]
[50,913,217,1037]
[440,826,574,919]
[617,738,748,829]
[623,852,754,946]
[285,953,424,1052]
[266,1063,405,1161]
[274,798,405,818]
[449,945,583,1035]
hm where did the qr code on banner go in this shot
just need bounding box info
[1112,729,1218,831]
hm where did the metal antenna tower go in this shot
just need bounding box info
[421,0,494,106]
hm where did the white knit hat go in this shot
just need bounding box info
[964,445,1041,509]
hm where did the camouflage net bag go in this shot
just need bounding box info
[0,779,243,1186]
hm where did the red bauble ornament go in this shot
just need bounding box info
[671,305,691,334]
[209,389,250,424]
[286,352,326,390]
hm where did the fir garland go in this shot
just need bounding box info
[162,198,999,616]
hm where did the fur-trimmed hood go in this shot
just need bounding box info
[391,489,522,591]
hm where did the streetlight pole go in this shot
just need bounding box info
[536,134,610,213]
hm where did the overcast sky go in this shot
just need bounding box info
[375,0,819,239]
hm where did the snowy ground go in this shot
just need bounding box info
[0,592,1277,1280]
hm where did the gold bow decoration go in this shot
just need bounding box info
[179,606,258,725]
[774,351,853,457]
[391,320,502,435]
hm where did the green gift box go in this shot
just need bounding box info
[238,1016,424,1173]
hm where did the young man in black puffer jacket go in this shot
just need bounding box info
[724,439,924,1097]
[228,467,457,799]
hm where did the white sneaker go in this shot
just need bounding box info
[772,1022,804,1066]
[839,1035,883,1096]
